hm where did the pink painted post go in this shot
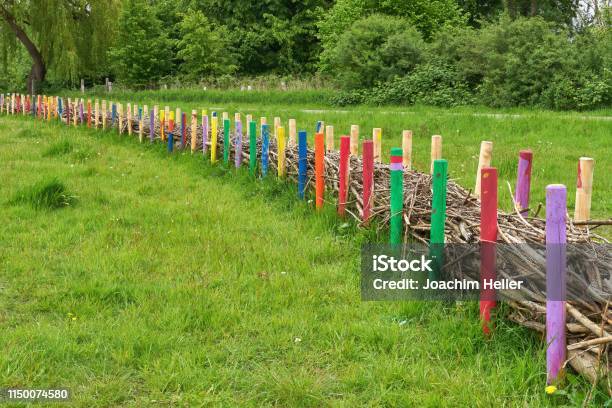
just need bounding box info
[546,184,567,384]
[515,150,533,216]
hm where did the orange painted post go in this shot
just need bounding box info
[315,133,325,210]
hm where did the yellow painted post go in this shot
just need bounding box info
[350,125,359,156]
[211,115,218,163]
[160,109,166,141]
[373,128,382,162]
[189,110,197,152]
[325,125,334,151]
[574,157,594,222]
[102,100,107,129]
[288,119,296,146]
[475,141,493,198]
[402,130,412,170]
[278,126,286,177]
[430,135,442,174]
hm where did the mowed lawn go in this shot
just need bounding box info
[0,115,608,406]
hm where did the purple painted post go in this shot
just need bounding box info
[235,120,243,168]
[515,150,533,216]
[546,184,567,384]
[202,115,209,154]
[149,110,155,143]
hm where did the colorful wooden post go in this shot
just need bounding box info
[274,116,281,139]
[223,118,231,164]
[390,148,404,244]
[190,110,197,152]
[235,115,243,168]
[168,111,174,152]
[181,112,187,149]
[402,130,412,170]
[431,159,448,245]
[430,135,442,174]
[150,106,156,143]
[202,111,209,154]
[86,99,91,127]
[515,150,533,216]
[74,99,79,127]
[261,124,270,176]
[111,102,116,128]
[430,159,448,281]
[546,184,567,384]
[480,167,498,334]
[118,103,123,134]
[574,157,594,222]
[348,122,359,156]
[316,121,324,134]
[101,100,106,129]
[67,98,71,125]
[475,141,493,199]
[277,126,286,177]
[211,115,218,163]
[338,136,350,216]
[373,128,382,163]
[298,131,307,199]
[94,99,99,128]
[325,125,334,151]
[249,121,257,176]
[222,112,229,121]
[160,109,166,142]
[315,133,325,210]
[289,119,296,145]
[362,140,374,224]
[138,107,144,143]
[127,103,132,135]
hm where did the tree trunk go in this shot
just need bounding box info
[0,5,46,94]
[530,0,537,16]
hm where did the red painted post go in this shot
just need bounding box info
[362,140,374,224]
[315,133,325,210]
[338,136,350,216]
[87,100,92,128]
[480,167,497,335]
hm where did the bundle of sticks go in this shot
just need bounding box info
[82,110,612,388]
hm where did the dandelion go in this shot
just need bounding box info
[545,385,557,395]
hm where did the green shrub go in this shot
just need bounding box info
[327,14,426,89]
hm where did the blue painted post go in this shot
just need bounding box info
[261,124,270,176]
[298,131,308,199]
[112,104,116,127]
[58,98,62,119]
[168,131,174,153]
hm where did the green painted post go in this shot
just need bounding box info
[223,118,230,164]
[249,121,257,176]
[430,159,448,280]
[390,147,403,245]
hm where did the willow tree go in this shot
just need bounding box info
[0,0,119,92]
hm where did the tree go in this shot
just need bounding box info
[0,0,118,92]
[176,9,236,80]
[109,0,173,87]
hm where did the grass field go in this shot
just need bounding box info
[0,97,610,406]
[82,88,611,220]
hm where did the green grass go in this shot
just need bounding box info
[0,107,609,406]
[80,89,611,221]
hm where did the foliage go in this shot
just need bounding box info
[109,0,173,87]
[176,9,236,80]
[327,14,426,89]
